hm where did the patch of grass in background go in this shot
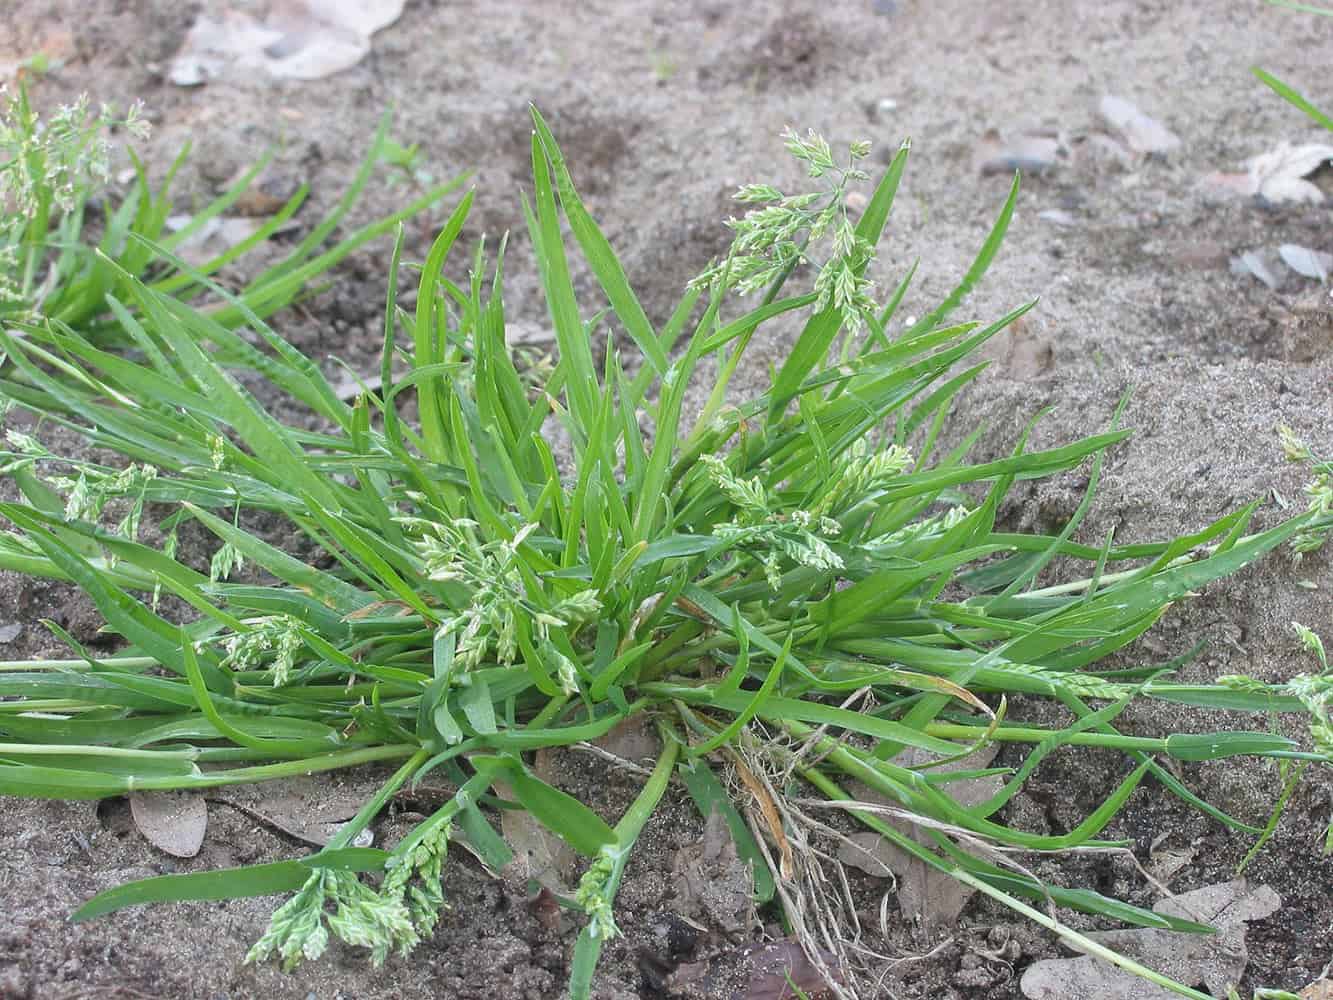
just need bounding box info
[0,104,1329,999]
[1,81,459,343]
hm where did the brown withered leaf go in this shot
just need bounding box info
[210,773,376,847]
[670,808,758,937]
[494,779,576,893]
[593,714,662,766]
[129,790,208,858]
[1020,879,1280,1000]
[666,937,839,1000]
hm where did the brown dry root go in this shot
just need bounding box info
[724,719,1216,999]
[721,707,1101,999]
[723,723,931,1000]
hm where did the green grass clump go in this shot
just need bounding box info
[1,82,459,343]
[0,108,1329,999]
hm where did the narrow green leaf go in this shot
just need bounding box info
[531,107,668,375]
[478,756,616,857]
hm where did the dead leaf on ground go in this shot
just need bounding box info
[1019,879,1280,1000]
[1097,96,1181,156]
[670,808,758,937]
[227,170,304,217]
[494,779,576,893]
[1249,142,1333,205]
[1205,142,1333,205]
[209,773,377,847]
[994,312,1055,379]
[975,127,1068,176]
[1279,243,1332,282]
[1302,979,1333,1000]
[835,744,1003,928]
[129,790,208,858]
[667,937,838,1000]
[731,752,795,881]
[592,713,662,766]
[168,1,405,85]
[1231,249,1284,291]
[1145,843,1196,887]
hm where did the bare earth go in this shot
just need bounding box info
[2,1,1331,998]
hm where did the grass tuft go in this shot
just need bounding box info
[0,106,1329,998]
[1,81,459,343]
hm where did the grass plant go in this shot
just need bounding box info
[0,107,1329,998]
[1,82,460,343]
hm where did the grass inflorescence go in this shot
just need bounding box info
[0,106,1329,998]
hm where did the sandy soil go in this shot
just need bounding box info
[1,1,1331,997]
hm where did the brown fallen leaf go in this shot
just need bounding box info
[739,938,839,1000]
[592,714,662,766]
[835,745,1003,928]
[168,0,404,85]
[670,808,758,937]
[1019,879,1280,1000]
[1097,96,1181,156]
[1145,843,1196,887]
[129,790,208,858]
[666,937,839,1000]
[228,170,304,217]
[210,773,377,847]
[495,779,576,893]
[1302,978,1333,1000]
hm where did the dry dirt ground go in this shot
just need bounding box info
[2,1,1332,998]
